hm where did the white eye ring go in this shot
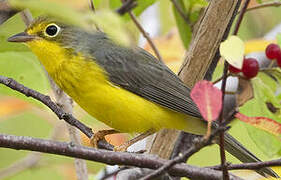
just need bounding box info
[44,23,61,37]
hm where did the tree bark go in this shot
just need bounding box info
[148,0,240,162]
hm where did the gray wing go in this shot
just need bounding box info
[86,37,201,118]
[64,30,200,117]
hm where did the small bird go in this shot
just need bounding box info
[8,16,277,177]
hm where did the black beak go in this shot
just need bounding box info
[7,32,36,42]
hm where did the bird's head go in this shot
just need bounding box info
[7,16,84,71]
[7,16,109,74]
[7,16,70,46]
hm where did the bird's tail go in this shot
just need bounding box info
[223,133,279,178]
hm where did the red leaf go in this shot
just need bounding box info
[235,112,281,137]
[190,80,222,122]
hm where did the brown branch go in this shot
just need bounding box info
[170,0,190,25]
[148,3,242,179]
[0,75,113,151]
[116,0,137,15]
[0,1,18,25]
[127,11,163,62]
[232,0,250,36]
[209,158,281,171]
[140,126,230,180]
[0,133,241,180]
[243,1,281,13]
[0,120,63,179]
[20,10,33,26]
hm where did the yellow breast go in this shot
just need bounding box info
[26,39,206,134]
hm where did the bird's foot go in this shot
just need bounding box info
[90,129,119,148]
[114,143,130,152]
[114,129,155,152]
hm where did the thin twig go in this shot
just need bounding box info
[213,73,230,84]
[100,166,130,180]
[209,158,281,170]
[0,133,241,180]
[116,0,137,15]
[218,62,230,180]
[0,75,113,150]
[140,126,229,180]
[242,1,281,13]
[0,153,41,179]
[218,0,251,179]
[233,0,250,35]
[128,11,163,62]
[170,0,190,25]
[89,0,96,13]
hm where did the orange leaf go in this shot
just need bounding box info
[235,112,281,137]
[190,80,222,122]
[0,97,30,117]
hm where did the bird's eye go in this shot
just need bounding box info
[45,24,60,37]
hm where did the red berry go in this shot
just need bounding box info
[229,65,241,74]
[242,58,259,79]
[265,43,281,59]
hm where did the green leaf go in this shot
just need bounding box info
[172,0,208,49]
[0,112,53,171]
[0,14,28,52]
[9,0,85,27]
[109,0,122,10]
[183,0,208,23]
[240,74,281,157]
[262,68,281,87]
[172,0,192,49]
[0,52,50,104]
[189,0,208,8]
[211,62,224,81]
[93,0,105,8]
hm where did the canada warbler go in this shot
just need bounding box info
[7,16,277,177]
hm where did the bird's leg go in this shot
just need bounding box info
[114,129,155,152]
[91,129,119,148]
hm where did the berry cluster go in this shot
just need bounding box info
[229,57,259,79]
[229,43,281,79]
